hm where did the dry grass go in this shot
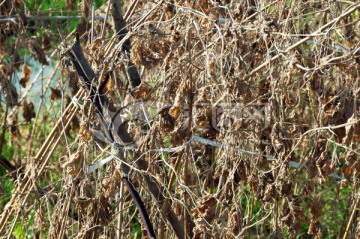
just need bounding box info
[0,0,360,238]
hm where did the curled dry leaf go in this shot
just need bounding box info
[159,107,175,133]
[20,64,32,88]
[343,152,360,181]
[308,218,321,236]
[90,38,102,52]
[130,82,150,99]
[100,76,113,94]
[169,80,188,118]
[60,151,84,177]
[76,196,93,212]
[277,180,292,197]
[29,38,48,65]
[262,183,278,203]
[280,202,291,226]
[235,79,250,97]
[343,165,352,180]
[308,159,318,179]
[343,117,360,144]
[0,76,18,108]
[42,32,51,51]
[290,204,309,223]
[0,59,8,76]
[193,194,217,238]
[169,105,180,118]
[8,108,20,144]
[192,194,217,221]
[79,122,92,142]
[101,177,116,198]
[226,208,242,238]
[310,199,322,219]
[10,45,21,71]
[21,100,36,122]
[170,119,190,146]
[97,194,112,226]
[234,160,249,182]
[316,151,332,178]
[50,87,62,100]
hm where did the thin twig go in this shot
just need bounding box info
[100,0,112,40]
[243,2,360,80]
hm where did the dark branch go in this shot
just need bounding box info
[111,0,141,87]
[123,177,156,238]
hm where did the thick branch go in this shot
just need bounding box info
[111,0,141,87]
[66,34,186,239]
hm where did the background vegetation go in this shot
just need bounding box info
[0,0,359,238]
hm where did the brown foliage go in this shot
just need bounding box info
[0,0,359,238]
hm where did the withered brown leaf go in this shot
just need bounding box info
[29,38,48,65]
[21,100,36,122]
[42,32,51,51]
[0,76,18,108]
[20,65,32,88]
[79,123,91,142]
[131,82,150,100]
[60,151,84,177]
[50,87,62,100]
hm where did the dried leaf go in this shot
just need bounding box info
[307,160,317,179]
[343,165,352,180]
[169,105,180,118]
[316,152,331,178]
[262,183,277,203]
[309,199,321,219]
[29,38,48,65]
[235,160,249,182]
[171,119,190,146]
[291,205,309,223]
[90,38,102,51]
[278,180,292,197]
[0,60,9,77]
[0,76,18,108]
[131,82,150,100]
[235,79,250,97]
[165,4,175,19]
[42,32,51,51]
[60,151,83,177]
[226,208,242,238]
[159,107,175,133]
[76,197,93,212]
[79,123,91,141]
[50,87,62,100]
[21,100,36,122]
[192,194,217,222]
[343,116,360,144]
[11,46,21,71]
[20,65,32,88]
[308,218,320,235]
[8,108,20,144]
